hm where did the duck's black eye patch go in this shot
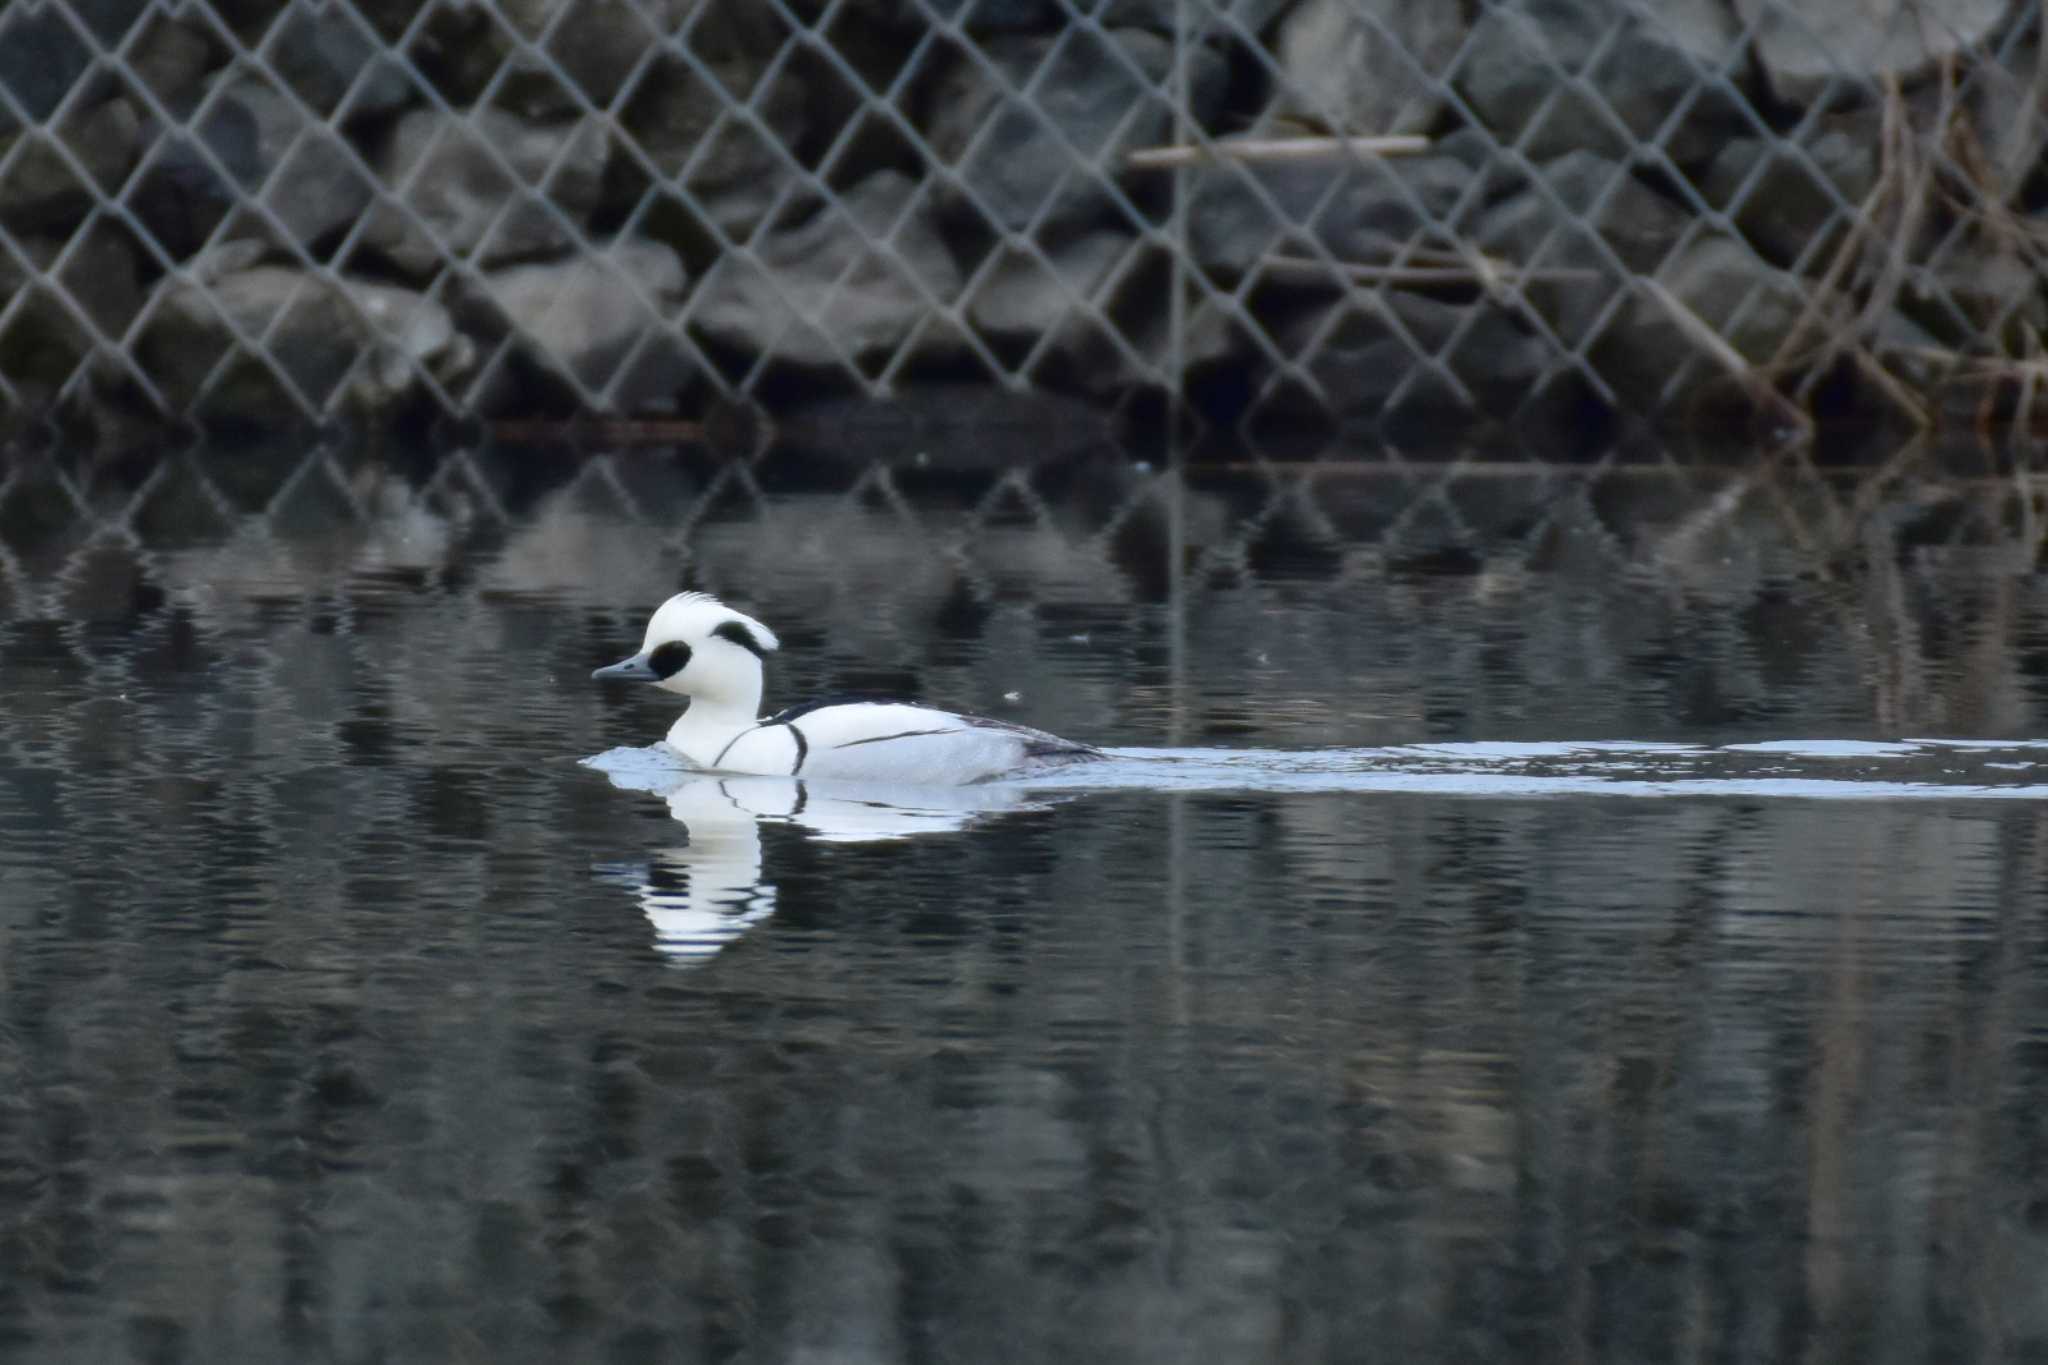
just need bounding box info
[648,641,692,679]
[712,620,769,657]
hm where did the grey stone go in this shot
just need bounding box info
[1737,0,2010,106]
[1601,236,1818,407]
[619,5,805,238]
[129,95,263,261]
[216,76,375,250]
[138,266,472,420]
[472,240,694,410]
[364,108,610,276]
[968,230,1136,342]
[1703,125,1877,266]
[1187,149,1480,278]
[688,171,962,367]
[1261,291,1563,430]
[1456,0,1751,167]
[0,229,141,410]
[1101,0,1296,36]
[0,97,139,234]
[1272,0,1468,136]
[266,4,415,118]
[494,0,689,111]
[0,4,95,131]
[1475,150,1692,345]
[927,27,1226,232]
[129,16,216,116]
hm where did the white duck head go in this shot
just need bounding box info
[591,592,780,719]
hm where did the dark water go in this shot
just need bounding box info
[4,441,2048,1363]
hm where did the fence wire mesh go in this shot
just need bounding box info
[1,0,2045,446]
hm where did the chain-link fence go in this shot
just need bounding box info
[1,0,2045,447]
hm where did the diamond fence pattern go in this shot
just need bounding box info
[1,0,2045,446]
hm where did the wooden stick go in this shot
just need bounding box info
[1126,135,1431,170]
[1260,253,1601,286]
[1639,277,1815,442]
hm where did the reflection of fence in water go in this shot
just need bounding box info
[1,1,2045,443]
[1,437,2043,745]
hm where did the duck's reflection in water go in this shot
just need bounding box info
[590,760,1050,965]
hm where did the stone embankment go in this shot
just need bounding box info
[0,0,2031,440]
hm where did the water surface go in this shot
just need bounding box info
[3,441,2047,1363]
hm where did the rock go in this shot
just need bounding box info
[1272,0,1468,136]
[0,4,96,133]
[688,171,962,367]
[1261,292,1565,434]
[1600,236,1816,409]
[215,75,374,250]
[1702,124,1877,266]
[927,27,1225,233]
[264,4,415,118]
[1475,150,1692,345]
[1101,0,1296,36]
[1456,0,1750,167]
[968,229,1136,345]
[363,108,610,276]
[618,5,805,238]
[128,16,217,116]
[128,96,263,261]
[1186,149,1479,278]
[493,0,690,111]
[137,267,472,422]
[470,240,693,411]
[1737,0,2010,106]
[1912,246,2048,348]
[0,229,141,411]
[891,0,1292,33]
[919,0,1061,28]
[0,97,139,234]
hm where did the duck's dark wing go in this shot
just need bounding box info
[960,713,1102,763]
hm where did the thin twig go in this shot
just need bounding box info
[1260,253,1600,287]
[1639,277,1815,442]
[1125,135,1431,170]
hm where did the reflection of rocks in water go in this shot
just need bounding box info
[585,755,1052,965]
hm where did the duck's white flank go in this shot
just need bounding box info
[593,592,1099,785]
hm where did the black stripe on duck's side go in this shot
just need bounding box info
[831,728,963,749]
[711,727,750,769]
[786,722,809,775]
[762,694,905,726]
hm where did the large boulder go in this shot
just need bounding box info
[128,95,263,262]
[137,265,472,422]
[363,108,610,276]
[214,75,376,251]
[1701,122,1877,267]
[1271,0,1469,136]
[1598,236,1818,413]
[1456,0,1751,168]
[0,97,139,235]
[688,172,962,368]
[263,4,415,118]
[469,239,694,412]
[611,2,804,238]
[1186,149,1482,279]
[0,228,142,415]
[927,27,1225,232]
[1736,0,2012,106]
[1475,150,1693,347]
[1253,290,1570,437]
